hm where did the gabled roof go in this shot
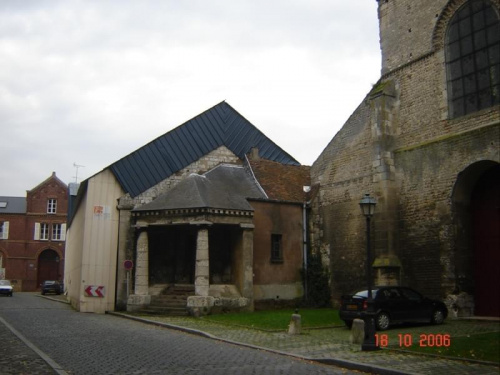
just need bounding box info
[248,158,311,202]
[27,172,68,194]
[109,101,299,197]
[0,197,27,214]
[134,164,266,212]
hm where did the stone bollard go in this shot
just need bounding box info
[288,309,301,335]
[350,318,365,345]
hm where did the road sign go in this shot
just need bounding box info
[84,285,105,297]
[124,260,134,270]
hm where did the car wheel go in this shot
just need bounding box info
[344,320,353,329]
[41,291,45,295]
[375,312,390,330]
[431,309,445,325]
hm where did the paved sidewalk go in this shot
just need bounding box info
[110,312,500,375]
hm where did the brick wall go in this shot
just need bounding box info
[0,174,68,291]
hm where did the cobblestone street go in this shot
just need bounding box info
[0,294,359,375]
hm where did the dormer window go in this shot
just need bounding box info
[47,199,57,214]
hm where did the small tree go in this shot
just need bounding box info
[303,253,331,307]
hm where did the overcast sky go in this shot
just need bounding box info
[1,0,381,197]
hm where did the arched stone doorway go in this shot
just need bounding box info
[452,161,500,317]
[37,249,61,286]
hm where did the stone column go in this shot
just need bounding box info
[369,80,402,286]
[134,230,149,295]
[194,227,210,297]
[240,224,254,310]
[187,225,214,316]
[127,229,151,311]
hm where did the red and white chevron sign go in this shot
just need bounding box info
[84,285,105,297]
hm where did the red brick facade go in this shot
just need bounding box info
[0,173,68,292]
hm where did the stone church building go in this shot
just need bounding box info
[310,0,499,317]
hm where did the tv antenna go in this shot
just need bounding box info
[73,163,85,183]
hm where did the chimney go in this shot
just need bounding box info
[249,147,260,161]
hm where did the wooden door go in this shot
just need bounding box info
[472,165,500,317]
[37,249,60,287]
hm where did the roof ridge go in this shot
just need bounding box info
[106,101,299,197]
[244,155,269,199]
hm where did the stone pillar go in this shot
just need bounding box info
[134,230,149,295]
[127,229,151,311]
[369,80,402,286]
[240,224,254,310]
[187,225,215,316]
[195,227,210,297]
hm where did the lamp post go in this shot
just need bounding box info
[359,193,379,351]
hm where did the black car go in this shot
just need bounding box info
[41,280,61,295]
[339,286,448,330]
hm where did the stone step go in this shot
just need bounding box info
[144,284,195,316]
[141,306,189,316]
[163,285,195,295]
[150,298,187,308]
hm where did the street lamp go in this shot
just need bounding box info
[359,193,379,351]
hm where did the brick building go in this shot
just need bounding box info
[311,0,499,317]
[0,172,68,291]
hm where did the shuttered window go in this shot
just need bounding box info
[35,223,49,240]
[0,222,8,240]
[52,223,66,241]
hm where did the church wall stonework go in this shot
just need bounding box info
[311,0,500,309]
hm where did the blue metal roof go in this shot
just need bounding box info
[109,101,299,197]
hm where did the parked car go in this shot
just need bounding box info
[41,280,61,295]
[339,286,448,330]
[0,280,13,296]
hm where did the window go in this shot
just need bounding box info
[40,223,49,240]
[0,221,8,240]
[35,223,49,240]
[47,199,57,214]
[271,234,283,263]
[401,288,423,301]
[52,223,66,241]
[446,0,500,118]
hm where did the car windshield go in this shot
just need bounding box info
[354,289,379,298]
[44,281,58,285]
[0,280,11,286]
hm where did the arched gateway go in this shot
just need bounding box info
[452,161,500,317]
[37,249,61,286]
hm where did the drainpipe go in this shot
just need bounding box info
[302,186,311,302]
[303,202,308,301]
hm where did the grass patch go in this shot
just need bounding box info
[203,308,342,331]
[392,332,500,363]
